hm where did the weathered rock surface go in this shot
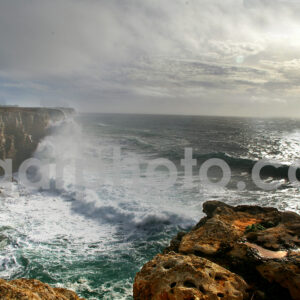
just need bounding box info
[134,252,249,300]
[0,107,75,171]
[134,201,300,300]
[0,278,84,300]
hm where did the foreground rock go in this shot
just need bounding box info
[0,278,84,300]
[134,253,249,300]
[134,201,300,300]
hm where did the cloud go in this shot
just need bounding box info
[0,0,300,116]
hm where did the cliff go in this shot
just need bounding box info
[134,201,300,300]
[0,107,75,171]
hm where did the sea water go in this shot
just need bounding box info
[0,113,299,299]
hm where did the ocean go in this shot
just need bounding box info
[0,113,300,299]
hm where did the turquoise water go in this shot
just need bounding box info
[0,113,300,299]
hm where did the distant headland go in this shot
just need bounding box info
[0,106,75,171]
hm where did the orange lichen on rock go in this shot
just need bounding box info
[232,218,261,232]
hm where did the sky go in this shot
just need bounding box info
[1,0,300,117]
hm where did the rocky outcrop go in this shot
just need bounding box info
[0,278,84,299]
[134,253,249,300]
[0,107,75,171]
[134,201,300,300]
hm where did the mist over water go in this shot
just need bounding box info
[0,113,300,299]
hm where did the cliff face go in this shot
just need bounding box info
[0,107,74,171]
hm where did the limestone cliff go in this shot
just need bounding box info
[0,107,75,171]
